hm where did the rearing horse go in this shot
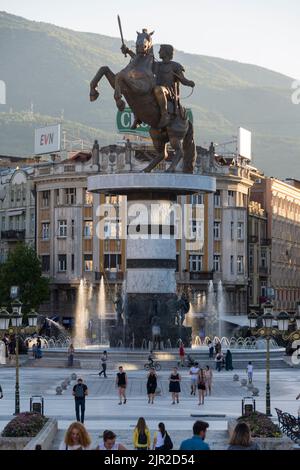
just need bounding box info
[90,30,196,173]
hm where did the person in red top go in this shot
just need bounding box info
[179,342,185,366]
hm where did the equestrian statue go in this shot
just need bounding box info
[90,18,196,173]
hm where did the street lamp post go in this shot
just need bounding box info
[0,300,38,415]
[248,302,290,416]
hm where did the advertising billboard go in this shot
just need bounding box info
[34,124,61,155]
[238,127,252,160]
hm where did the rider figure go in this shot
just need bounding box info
[121,39,195,129]
[148,350,154,366]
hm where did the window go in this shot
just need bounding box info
[213,221,221,240]
[189,219,204,240]
[104,253,122,270]
[214,190,221,207]
[58,220,67,237]
[85,190,93,205]
[55,189,60,206]
[71,220,75,239]
[189,254,203,272]
[41,255,50,272]
[230,221,234,241]
[58,254,67,272]
[1,216,5,230]
[213,254,221,272]
[249,247,253,271]
[30,212,35,233]
[237,222,244,240]
[237,255,244,274]
[84,254,93,271]
[261,281,267,297]
[41,190,50,208]
[64,188,76,205]
[42,222,50,240]
[11,190,14,203]
[71,254,75,271]
[261,248,267,268]
[16,189,21,202]
[9,217,13,230]
[104,220,121,239]
[230,255,234,274]
[228,190,235,206]
[83,221,93,238]
[191,193,204,205]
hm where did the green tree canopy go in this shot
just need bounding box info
[0,244,49,313]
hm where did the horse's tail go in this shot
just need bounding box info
[182,120,196,173]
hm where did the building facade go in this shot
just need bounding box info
[0,167,35,262]
[251,177,300,313]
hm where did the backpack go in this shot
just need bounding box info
[138,431,147,445]
[74,384,84,398]
[163,432,173,450]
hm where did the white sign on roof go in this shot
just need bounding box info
[34,124,61,155]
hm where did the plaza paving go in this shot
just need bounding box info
[0,365,299,449]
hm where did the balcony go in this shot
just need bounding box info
[1,230,25,241]
[249,235,258,243]
[95,271,123,282]
[190,271,214,281]
[261,238,271,246]
[259,266,268,276]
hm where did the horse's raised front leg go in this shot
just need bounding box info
[114,73,126,111]
[90,66,116,102]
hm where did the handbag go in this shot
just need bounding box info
[163,432,173,450]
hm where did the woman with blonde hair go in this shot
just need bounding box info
[228,422,260,450]
[59,422,92,450]
[133,417,151,450]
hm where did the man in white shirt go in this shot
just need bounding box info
[247,362,253,384]
[189,362,199,395]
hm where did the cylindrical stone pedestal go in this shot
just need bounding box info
[88,173,216,347]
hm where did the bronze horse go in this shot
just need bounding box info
[90,30,196,173]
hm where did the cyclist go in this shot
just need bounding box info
[148,350,154,367]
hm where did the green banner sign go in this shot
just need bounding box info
[116,107,193,137]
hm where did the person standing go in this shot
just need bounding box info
[153,422,173,450]
[147,368,157,404]
[208,340,214,359]
[225,349,233,371]
[36,338,42,359]
[169,367,181,404]
[204,365,213,396]
[215,352,223,372]
[179,342,185,366]
[247,362,253,384]
[116,366,127,405]
[189,362,199,396]
[133,417,151,450]
[197,368,206,405]
[99,350,108,378]
[59,422,91,450]
[72,378,88,424]
[68,343,75,367]
[179,421,210,450]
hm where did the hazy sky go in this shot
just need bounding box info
[1,0,300,79]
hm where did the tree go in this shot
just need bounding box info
[0,244,49,313]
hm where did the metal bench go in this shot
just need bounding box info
[275,408,300,443]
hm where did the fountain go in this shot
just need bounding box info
[217,280,227,338]
[74,279,88,347]
[97,276,107,345]
[206,280,218,337]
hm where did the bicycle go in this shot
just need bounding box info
[144,361,161,371]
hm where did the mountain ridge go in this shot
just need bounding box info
[0,11,299,178]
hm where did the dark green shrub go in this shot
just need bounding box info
[237,411,281,438]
